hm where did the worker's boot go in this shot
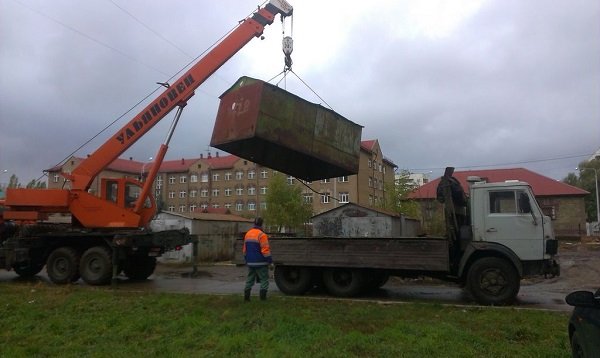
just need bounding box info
[259,289,267,301]
[244,289,251,302]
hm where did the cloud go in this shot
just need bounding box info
[0,0,598,185]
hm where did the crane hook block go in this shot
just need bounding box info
[282,36,293,55]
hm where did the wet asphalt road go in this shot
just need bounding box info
[0,263,573,311]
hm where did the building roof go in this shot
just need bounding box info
[204,154,240,169]
[361,140,376,152]
[158,210,252,222]
[360,139,396,167]
[312,202,401,219]
[48,154,241,174]
[409,168,589,199]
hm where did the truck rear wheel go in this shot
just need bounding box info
[47,247,80,284]
[80,246,112,285]
[123,256,157,281]
[274,265,313,295]
[467,257,520,305]
[323,268,367,297]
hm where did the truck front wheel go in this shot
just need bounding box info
[80,246,112,285]
[47,247,80,284]
[467,257,520,305]
[274,266,313,295]
[323,268,367,297]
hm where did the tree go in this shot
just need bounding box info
[8,174,20,189]
[264,173,313,233]
[26,179,46,189]
[563,159,600,222]
[379,169,420,218]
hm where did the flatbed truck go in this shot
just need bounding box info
[237,177,560,305]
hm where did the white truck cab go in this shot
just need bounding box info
[463,178,559,280]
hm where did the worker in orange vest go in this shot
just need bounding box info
[243,217,272,301]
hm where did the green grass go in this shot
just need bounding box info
[0,283,570,357]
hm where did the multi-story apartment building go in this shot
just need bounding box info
[47,139,396,217]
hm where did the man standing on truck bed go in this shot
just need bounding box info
[243,217,272,301]
[436,167,468,231]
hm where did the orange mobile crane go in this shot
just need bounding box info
[0,1,293,285]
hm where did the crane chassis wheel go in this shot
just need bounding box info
[47,246,80,284]
[79,246,113,285]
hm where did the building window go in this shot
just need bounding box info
[179,205,186,212]
[179,191,187,198]
[168,191,175,199]
[248,186,256,196]
[303,193,313,204]
[190,190,197,198]
[321,192,330,204]
[201,173,209,183]
[369,195,373,206]
[261,170,268,179]
[236,201,244,211]
[260,186,267,195]
[212,173,219,182]
[225,172,232,181]
[168,205,175,212]
[338,176,349,183]
[212,203,220,209]
[248,170,255,180]
[190,174,198,183]
[368,177,373,188]
[155,183,162,190]
[225,188,232,196]
[53,174,59,183]
[248,201,256,211]
[236,187,244,196]
[201,203,208,210]
[321,178,330,184]
[190,204,197,212]
[287,176,295,185]
[180,176,187,184]
[155,189,161,198]
[260,202,267,210]
[200,189,208,197]
[368,159,372,168]
[157,177,163,184]
[225,203,232,209]
[169,176,175,184]
[236,171,244,180]
[212,189,219,197]
[339,192,349,203]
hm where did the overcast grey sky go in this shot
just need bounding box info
[1,0,598,185]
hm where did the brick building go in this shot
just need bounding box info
[46,139,396,218]
[409,168,589,238]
